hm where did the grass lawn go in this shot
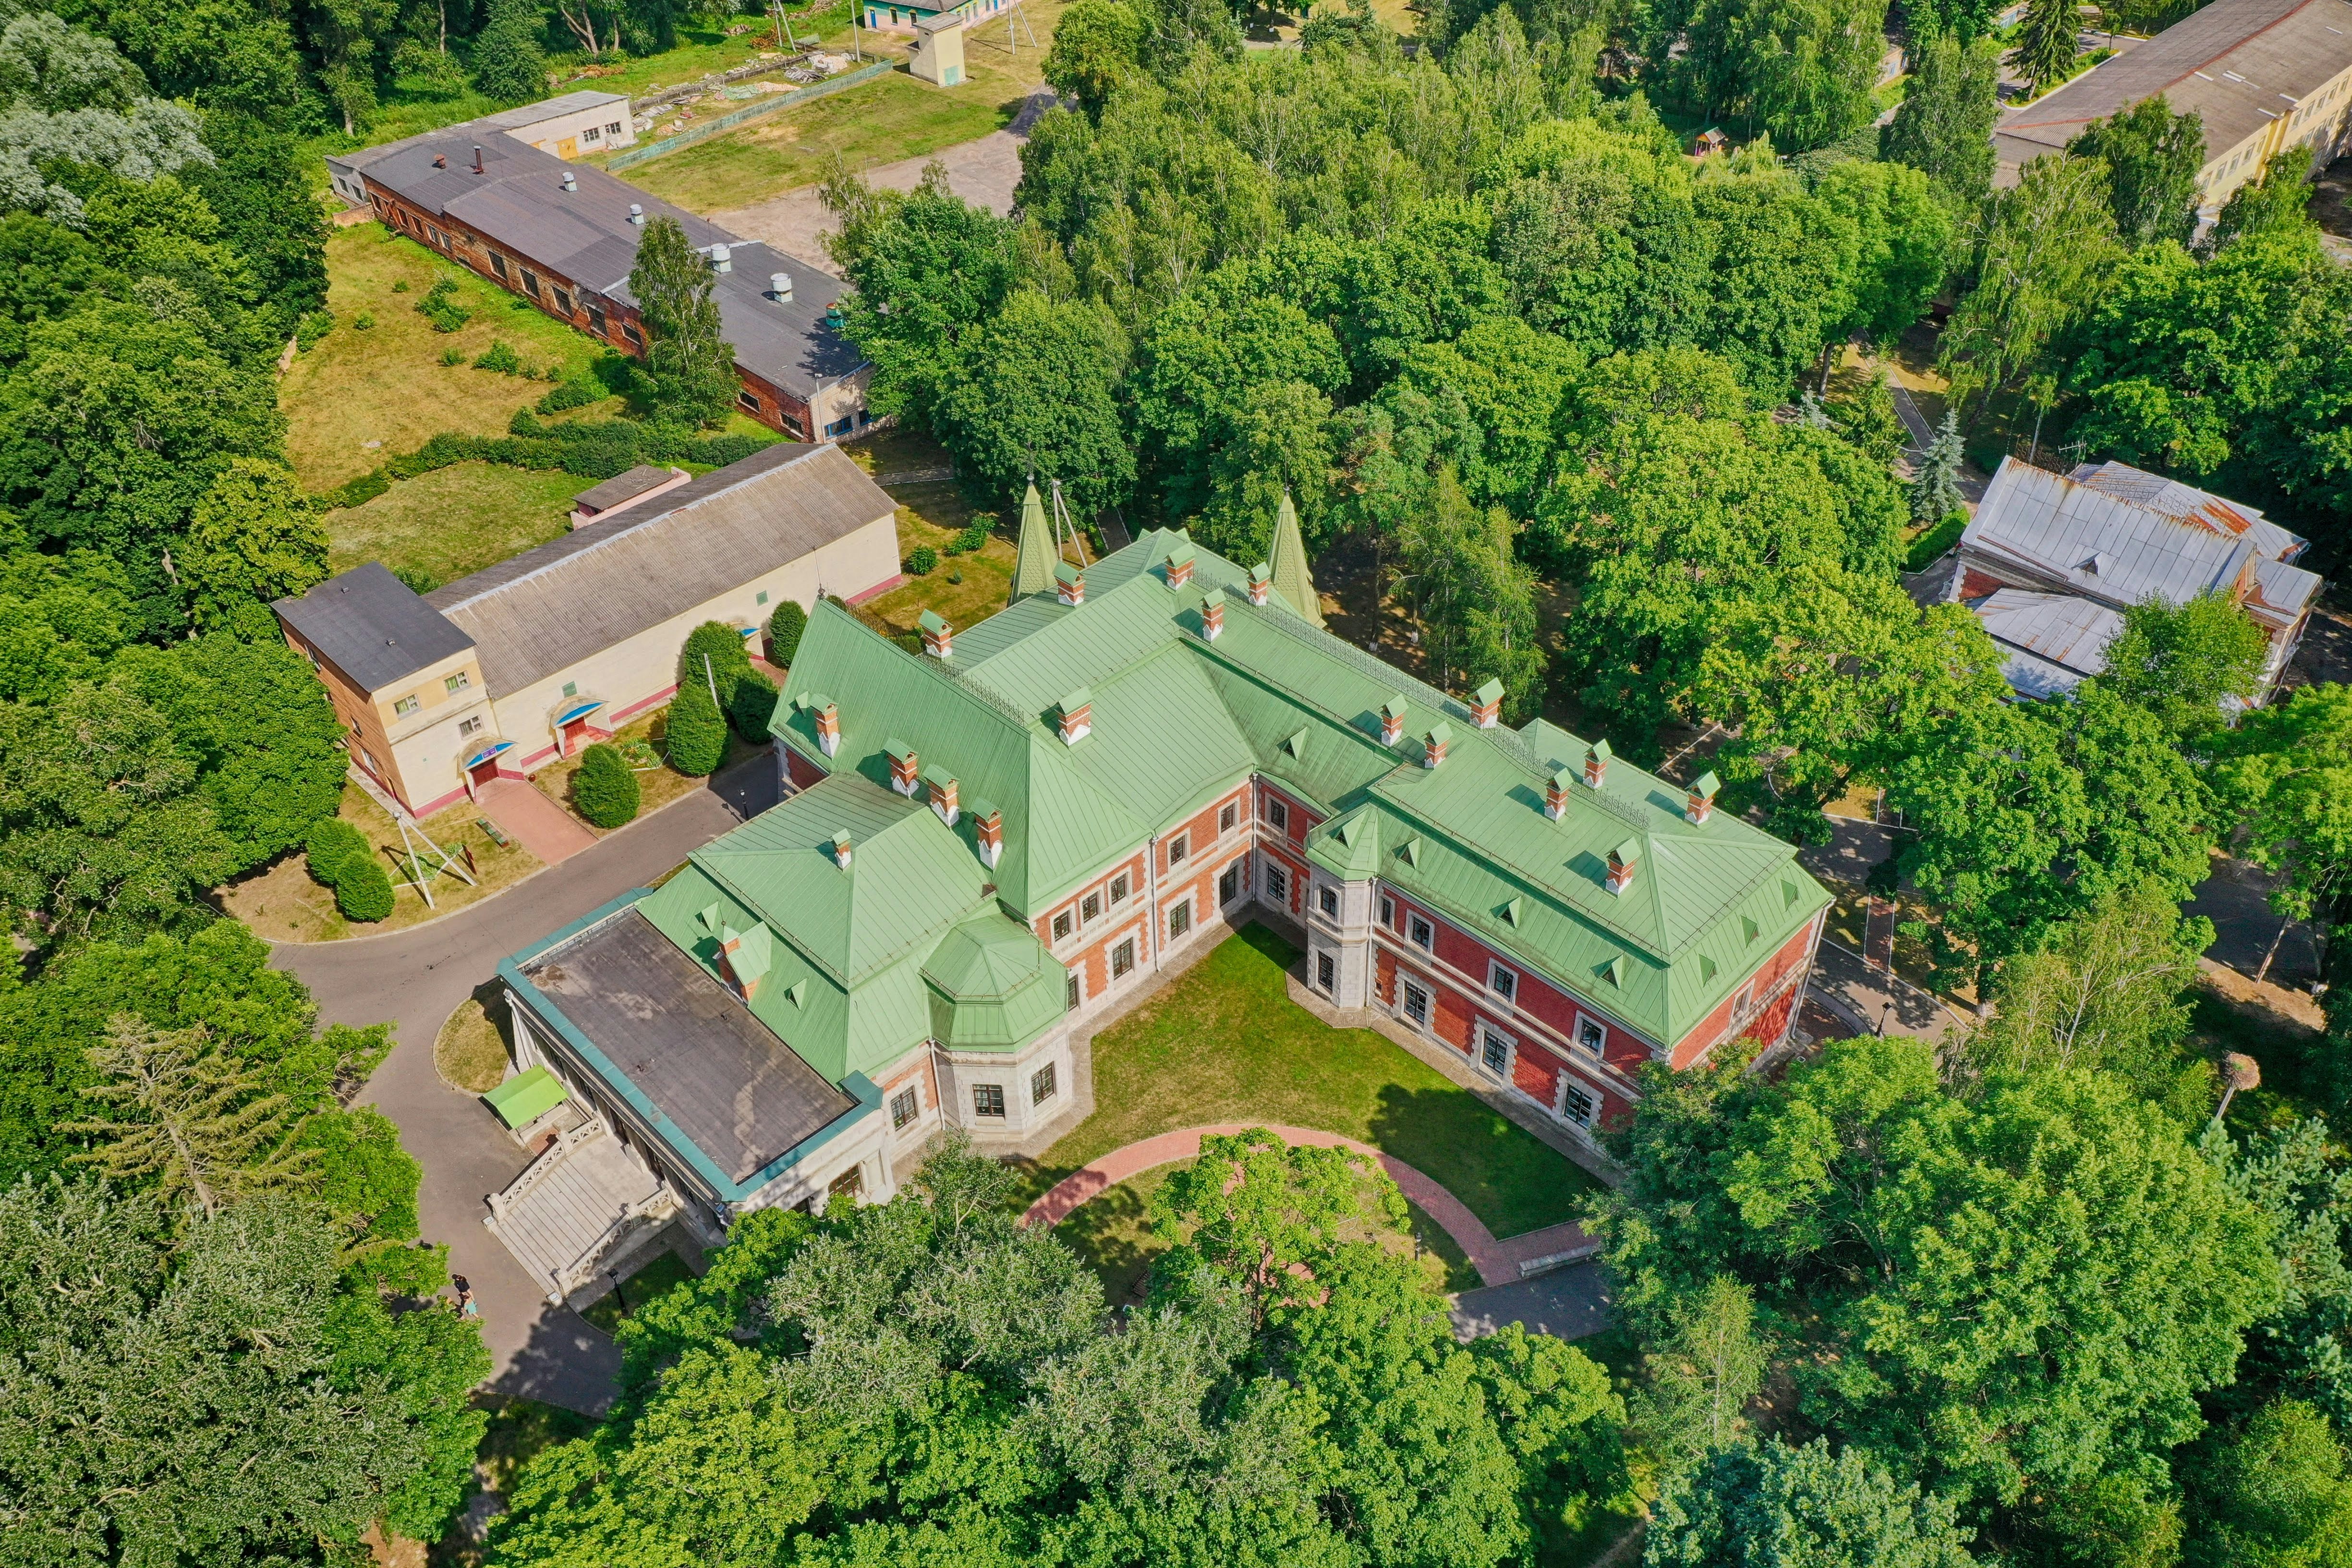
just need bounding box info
[285,229,622,492]
[1055,1159,1480,1306]
[1018,924,1603,1240]
[582,1248,699,1334]
[834,427,1031,640]
[220,782,544,942]
[436,997,511,1094]
[326,462,586,583]
[615,0,1068,216]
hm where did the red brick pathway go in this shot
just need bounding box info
[1021,1123,1596,1289]
[475,778,599,866]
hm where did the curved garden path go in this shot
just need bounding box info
[1022,1123,1597,1290]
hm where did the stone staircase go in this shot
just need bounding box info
[485,1120,674,1304]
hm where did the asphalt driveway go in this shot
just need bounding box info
[274,756,776,1414]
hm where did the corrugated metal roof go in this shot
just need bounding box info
[572,463,677,513]
[2067,459,2304,561]
[1992,0,2352,182]
[426,442,892,693]
[274,561,475,693]
[1970,588,2124,673]
[1962,456,2259,610]
[2253,555,2323,620]
[481,90,629,130]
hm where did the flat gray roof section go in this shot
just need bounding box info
[482,90,629,130]
[573,463,678,513]
[522,907,855,1187]
[274,561,475,694]
[425,440,895,693]
[1993,0,2352,181]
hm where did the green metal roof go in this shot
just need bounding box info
[483,1064,568,1128]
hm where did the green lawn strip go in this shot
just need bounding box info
[327,462,583,582]
[1021,925,1601,1240]
[619,70,1015,214]
[580,1249,698,1335]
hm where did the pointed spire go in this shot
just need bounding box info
[1009,480,1055,604]
[1265,489,1323,629]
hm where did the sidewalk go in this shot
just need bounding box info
[476,778,599,865]
[1809,936,1965,1045]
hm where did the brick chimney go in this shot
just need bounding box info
[1381,696,1408,747]
[831,830,853,869]
[923,766,959,826]
[970,797,1003,868]
[717,924,771,1001]
[1606,838,1639,895]
[1685,770,1720,826]
[1422,721,1451,770]
[1246,562,1272,606]
[1056,687,1092,745]
[1470,678,1503,729]
[1055,560,1084,607]
[1199,588,1224,641]
[1545,766,1573,821]
[1584,739,1611,789]
[1164,537,1196,589]
[812,695,840,757]
[885,737,919,796]
[920,609,953,659]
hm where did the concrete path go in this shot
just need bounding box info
[274,755,776,1415]
[475,777,599,865]
[1022,1122,1596,1289]
[1450,1262,1613,1343]
[709,88,1056,263]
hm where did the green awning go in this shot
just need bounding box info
[484,1065,568,1129]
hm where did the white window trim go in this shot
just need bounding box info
[1571,1011,1607,1057]
[1167,896,1194,940]
[1380,895,1395,928]
[1409,914,1435,953]
[1317,881,1341,920]
[1558,1074,1599,1128]
[1476,1019,1515,1082]
[1487,959,1517,1002]
[1398,977,1433,1032]
[1167,832,1190,867]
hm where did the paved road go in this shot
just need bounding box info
[274,757,776,1415]
[710,88,1056,262]
[1451,1262,1613,1343]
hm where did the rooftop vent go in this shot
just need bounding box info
[472,144,484,173]
[708,243,732,274]
[628,202,644,225]
[560,170,577,193]
[432,154,447,169]
[768,271,794,303]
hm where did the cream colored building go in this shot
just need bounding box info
[275,442,902,818]
[1992,0,2352,207]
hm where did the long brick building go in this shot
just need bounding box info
[483,493,1829,1296]
[325,104,871,443]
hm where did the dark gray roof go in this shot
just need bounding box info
[425,441,895,692]
[523,907,855,1186]
[350,123,864,398]
[274,561,476,694]
[1993,0,2352,180]
[573,463,678,513]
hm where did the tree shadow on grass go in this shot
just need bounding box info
[1052,1169,1170,1308]
[1368,1082,1598,1241]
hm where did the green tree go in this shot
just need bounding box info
[662,678,727,777]
[0,672,240,943]
[2219,683,2352,978]
[185,109,330,331]
[2008,0,2084,97]
[1646,1439,1976,1568]
[2068,94,2206,250]
[934,288,1135,520]
[1196,379,1334,566]
[729,668,778,741]
[307,815,369,887]
[180,456,327,629]
[1816,158,1954,344]
[335,851,394,922]
[2209,146,2319,253]
[2183,1400,2352,1568]
[765,598,808,666]
[1739,0,1889,150]
[679,619,753,712]
[1151,1126,1398,1325]
[2100,591,2270,741]
[69,1013,311,1214]
[1690,166,1858,397]
[1881,34,2001,209]
[0,1178,486,1563]
[2222,1119,2352,1426]
[1911,408,1964,522]
[628,215,737,429]
[1467,1323,1632,1552]
[1939,153,2121,418]
[1631,1274,1769,1469]
[570,741,639,827]
[1043,0,1144,115]
[469,0,547,102]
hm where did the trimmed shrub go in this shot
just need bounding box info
[664,681,727,777]
[945,520,989,556]
[474,339,521,374]
[319,469,392,512]
[1905,508,1969,573]
[729,669,778,741]
[536,378,602,414]
[905,546,938,576]
[335,857,396,923]
[392,564,441,594]
[571,742,641,827]
[352,311,376,330]
[679,620,754,707]
[765,599,808,666]
[305,818,369,887]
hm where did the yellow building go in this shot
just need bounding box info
[1992,0,2352,208]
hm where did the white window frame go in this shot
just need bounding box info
[1318,883,1340,920]
[1399,979,1431,1031]
[1572,1012,1607,1057]
[1267,797,1289,832]
[1487,960,1517,1004]
[1380,895,1395,928]
[1476,1020,1514,1082]
[1733,980,1755,1018]
[1409,915,1434,953]
[1266,862,1288,903]
[393,693,420,716]
[1559,1077,1598,1128]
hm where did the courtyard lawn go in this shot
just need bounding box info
[1020,925,1605,1240]
[325,461,584,584]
